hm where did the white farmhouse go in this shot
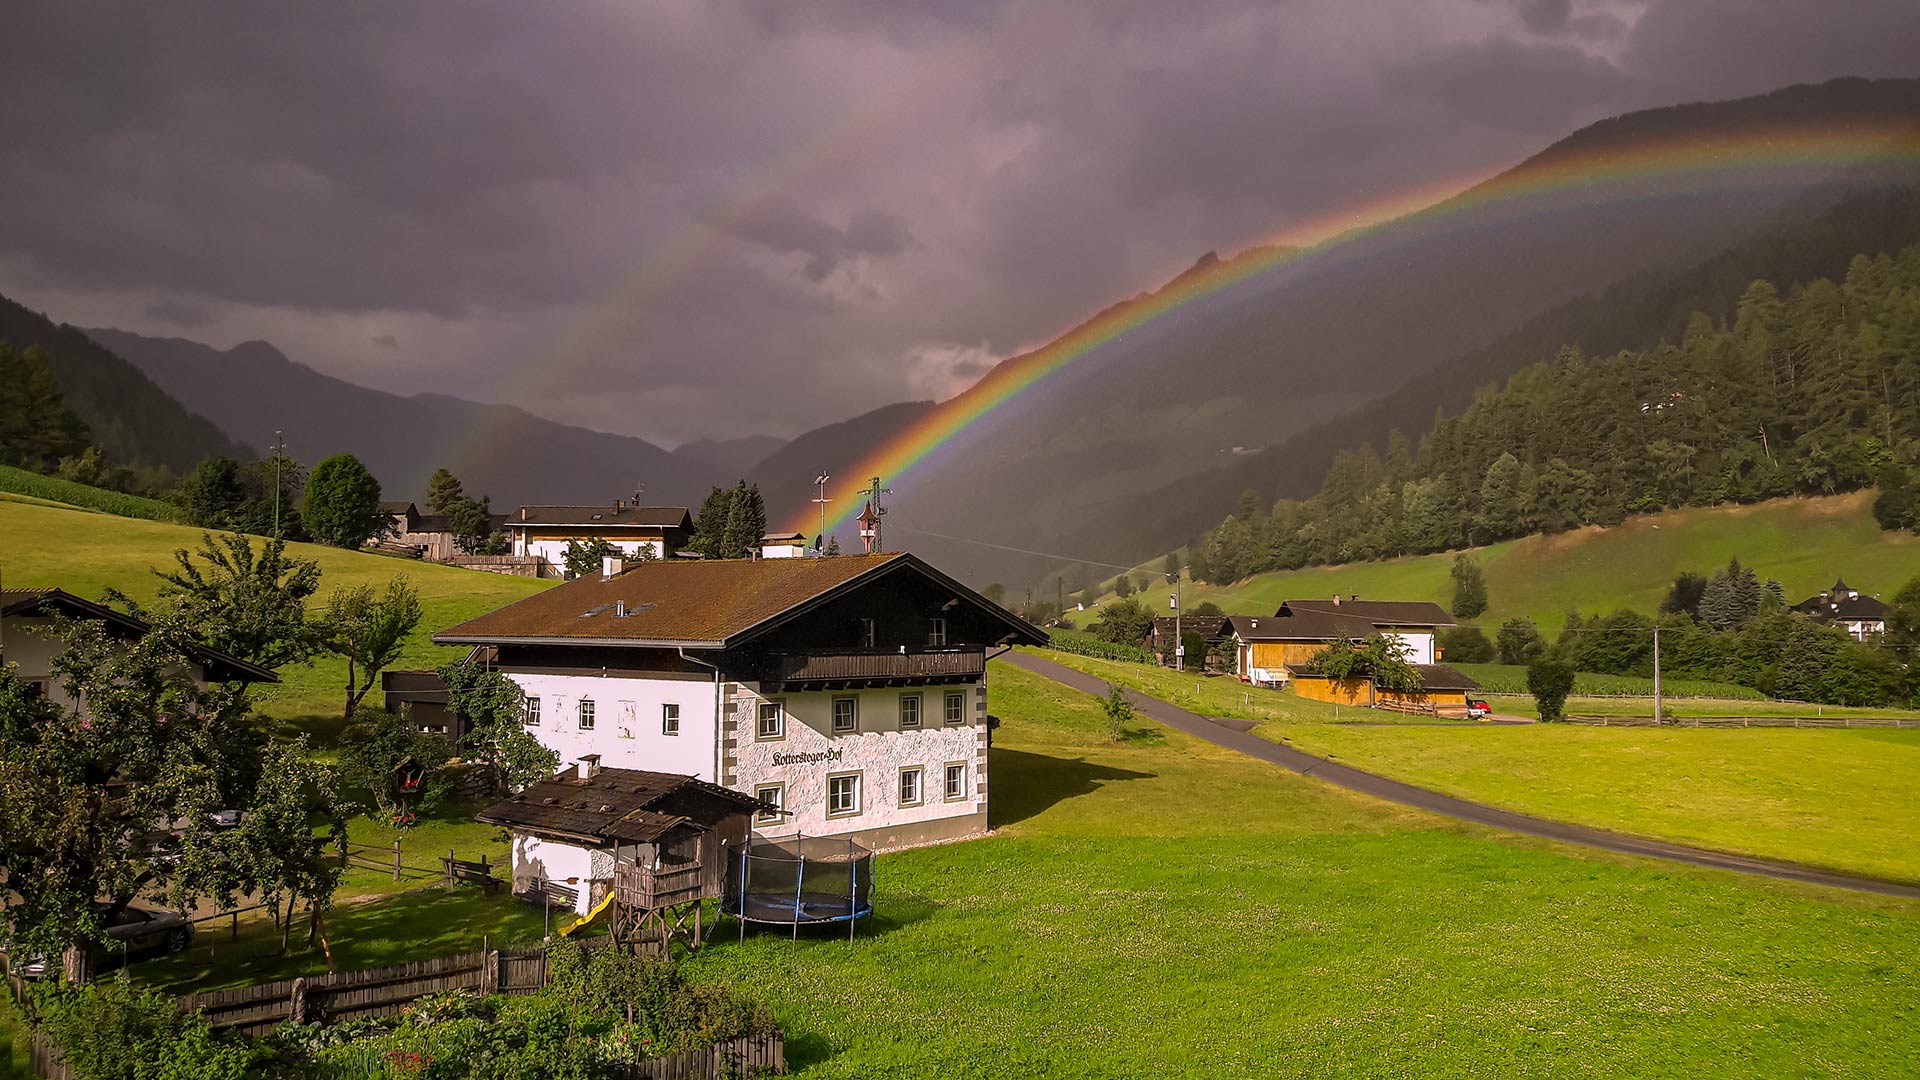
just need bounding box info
[434,550,1045,859]
[505,503,694,574]
[1,587,276,713]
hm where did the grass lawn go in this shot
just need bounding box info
[1267,722,1920,884]
[334,798,516,900]
[0,496,552,742]
[1452,662,1766,700]
[678,661,1920,1078]
[1128,491,1920,630]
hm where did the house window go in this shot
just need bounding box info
[757,701,785,740]
[899,694,921,728]
[944,762,967,801]
[859,618,876,648]
[22,679,48,700]
[944,691,966,725]
[833,697,857,734]
[524,697,540,726]
[662,703,680,736]
[827,773,862,818]
[928,617,948,647]
[578,699,595,731]
[755,784,784,824]
[898,767,924,807]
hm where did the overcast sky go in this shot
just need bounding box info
[3,0,1916,446]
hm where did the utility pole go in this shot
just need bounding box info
[1169,571,1184,672]
[857,475,891,554]
[271,430,285,538]
[1651,626,1663,725]
[812,473,831,554]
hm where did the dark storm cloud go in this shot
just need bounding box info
[0,0,1913,444]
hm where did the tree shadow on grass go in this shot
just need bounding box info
[988,748,1155,828]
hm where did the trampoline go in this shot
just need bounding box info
[727,833,873,941]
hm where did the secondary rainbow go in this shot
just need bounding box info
[791,120,1920,540]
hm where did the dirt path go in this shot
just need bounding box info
[1004,652,1920,899]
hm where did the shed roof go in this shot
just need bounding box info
[475,766,766,844]
[434,551,1046,650]
[508,505,692,530]
[1223,610,1380,642]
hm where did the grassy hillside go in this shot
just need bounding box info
[0,495,551,734]
[1131,492,1920,629]
[0,464,181,521]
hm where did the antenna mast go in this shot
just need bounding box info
[812,473,831,553]
[857,475,892,555]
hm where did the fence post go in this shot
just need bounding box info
[393,838,402,881]
[289,977,307,1025]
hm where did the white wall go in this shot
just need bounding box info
[509,669,719,779]
[514,536,665,565]
[512,834,599,915]
[1386,630,1436,665]
[729,682,987,839]
[2,615,208,716]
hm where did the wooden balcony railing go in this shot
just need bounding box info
[761,648,985,687]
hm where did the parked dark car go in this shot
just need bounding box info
[5,903,195,979]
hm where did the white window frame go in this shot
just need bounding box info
[898,766,924,807]
[661,702,680,736]
[928,617,948,647]
[578,699,595,731]
[944,690,966,725]
[899,693,922,728]
[832,696,858,734]
[755,783,785,824]
[757,700,785,740]
[943,761,968,802]
[524,696,541,726]
[859,617,877,648]
[827,772,862,818]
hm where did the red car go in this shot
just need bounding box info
[1465,699,1492,720]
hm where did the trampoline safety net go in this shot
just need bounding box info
[726,833,874,926]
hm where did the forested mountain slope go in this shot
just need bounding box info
[0,294,248,473]
[1188,246,1920,583]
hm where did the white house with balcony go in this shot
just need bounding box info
[504,503,694,573]
[434,549,1045,861]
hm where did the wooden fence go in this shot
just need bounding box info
[1563,714,1920,728]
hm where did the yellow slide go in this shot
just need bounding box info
[556,891,614,937]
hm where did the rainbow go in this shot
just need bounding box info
[789,120,1920,540]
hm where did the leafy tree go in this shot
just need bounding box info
[1187,547,1214,585]
[1100,683,1135,743]
[1162,553,1182,579]
[1078,582,1102,608]
[1495,618,1546,665]
[426,467,466,515]
[1181,629,1210,670]
[562,536,618,580]
[449,494,508,554]
[318,578,422,722]
[439,660,560,794]
[982,583,1007,607]
[303,453,390,548]
[1884,574,1920,704]
[1113,574,1134,598]
[1190,600,1225,618]
[176,455,249,529]
[337,706,449,824]
[105,532,323,673]
[1526,657,1576,721]
[1308,634,1422,693]
[0,342,89,471]
[219,738,348,952]
[1659,572,1710,621]
[0,612,266,980]
[1436,625,1495,663]
[1093,596,1154,646]
[1450,553,1488,619]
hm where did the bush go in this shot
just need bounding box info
[1093,596,1153,647]
[1527,658,1577,722]
[1436,625,1494,664]
[34,978,290,1080]
[1495,618,1546,665]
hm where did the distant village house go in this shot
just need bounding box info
[1791,578,1890,641]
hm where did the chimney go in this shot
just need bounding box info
[614,599,627,618]
[602,554,624,580]
[577,754,601,780]
[614,498,626,512]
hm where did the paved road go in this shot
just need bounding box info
[1004,652,1920,899]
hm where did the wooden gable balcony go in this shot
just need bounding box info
[760,647,986,690]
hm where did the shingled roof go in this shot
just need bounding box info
[1,588,277,683]
[1279,598,1454,627]
[1223,610,1381,642]
[434,552,1046,650]
[507,505,693,529]
[477,766,768,844]
[1791,578,1891,623]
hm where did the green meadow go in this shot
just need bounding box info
[1130,491,1920,629]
